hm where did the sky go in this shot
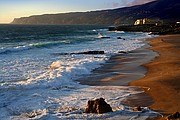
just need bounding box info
[0,0,155,23]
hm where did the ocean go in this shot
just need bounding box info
[0,25,160,119]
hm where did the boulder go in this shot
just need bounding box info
[84,98,113,114]
[133,106,142,112]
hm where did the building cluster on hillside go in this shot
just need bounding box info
[134,18,163,25]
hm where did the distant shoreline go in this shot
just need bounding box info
[109,24,180,35]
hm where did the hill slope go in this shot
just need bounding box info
[11,0,180,25]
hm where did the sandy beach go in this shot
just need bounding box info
[129,34,180,119]
[78,34,180,119]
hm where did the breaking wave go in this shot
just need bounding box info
[0,40,71,54]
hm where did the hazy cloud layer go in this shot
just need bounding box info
[110,0,156,8]
[111,0,130,8]
[128,0,156,6]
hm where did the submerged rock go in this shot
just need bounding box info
[100,36,111,39]
[117,37,122,39]
[118,51,128,54]
[84,98,113,114]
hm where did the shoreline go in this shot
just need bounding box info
[77,34,180,119]
[129,34,180,119]
[77,36,157,108]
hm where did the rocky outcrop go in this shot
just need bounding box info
[167,112,180,120]
[84,98,113,114]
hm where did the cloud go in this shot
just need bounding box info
[111,0,130,8]
[128,0,156,6]
[110,0,155,8]
[112,2,120,7]
[106,0,156,9]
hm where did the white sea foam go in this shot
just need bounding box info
[0,31,154,87]
[114,30,125,33]
[0,27,158,119]
[4,86,160,120]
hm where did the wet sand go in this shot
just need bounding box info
[129,35,180,118]
[78,41,157,86]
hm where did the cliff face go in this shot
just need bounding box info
[11,0,180,25]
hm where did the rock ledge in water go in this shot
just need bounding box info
[84,98,113,114]
[77,51,104,54]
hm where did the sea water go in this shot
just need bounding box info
[0,25,160,119]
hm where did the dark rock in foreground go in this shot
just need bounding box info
[84,98,113,114]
